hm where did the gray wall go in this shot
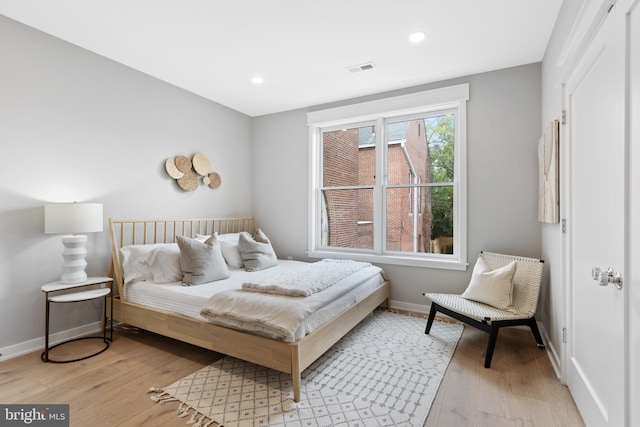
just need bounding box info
[252,63,543,311]
[0,15,252,355]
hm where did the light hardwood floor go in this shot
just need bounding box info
[0,320,584,427]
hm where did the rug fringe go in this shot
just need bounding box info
[149,388,216,427]
[191,413,207,426]
[148,387,173,403]
[172,406,212,426]
[178,405,191,418]
[147,387,215,427]
[149,393,177,404]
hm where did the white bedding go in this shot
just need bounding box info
[241,259,373,296]
[123,259,385,342]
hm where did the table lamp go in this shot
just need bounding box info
[45,202,103,284]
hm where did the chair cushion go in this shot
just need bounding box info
[461,255,517,312]
[425,293,531,323]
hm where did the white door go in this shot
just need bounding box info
[566,5,626,427]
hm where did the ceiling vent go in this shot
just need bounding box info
[347,62,376,73]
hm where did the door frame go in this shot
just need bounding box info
[557,0,615,387]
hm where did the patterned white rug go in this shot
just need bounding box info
[149,310,463,427]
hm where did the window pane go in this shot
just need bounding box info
[430,186,454,254]
[386,115,455,186]
[385,184,454,254]
[386,186,424,252]
[321,188,373,249]
[322,126,376,187]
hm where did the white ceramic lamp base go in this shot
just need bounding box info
[60,235,88,284]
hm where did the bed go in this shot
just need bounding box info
[107,217,390,402]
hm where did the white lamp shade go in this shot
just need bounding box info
[45,203,103,235]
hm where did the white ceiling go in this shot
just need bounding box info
[0,0,562,117]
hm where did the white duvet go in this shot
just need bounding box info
[201,261,383,342]
[241,259,373,296]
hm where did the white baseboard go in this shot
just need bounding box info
[0,322,101,362]
[389,300,430,315]
[538,321,564,382]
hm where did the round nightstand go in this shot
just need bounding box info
[41,277,113,363]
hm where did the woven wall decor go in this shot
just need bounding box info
[165,153,221,192]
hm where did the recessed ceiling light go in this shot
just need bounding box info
[409,31,425,43]
[251,75,264,85]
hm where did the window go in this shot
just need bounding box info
[308,84,468,269]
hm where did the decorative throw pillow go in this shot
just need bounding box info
[176,235,229,285]
[461,256,517,312]
[217,232,245,269]
[238,229,278,272]
[147,243,182,283]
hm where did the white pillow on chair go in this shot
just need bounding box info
[461,255,517,312]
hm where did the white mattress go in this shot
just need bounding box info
[123,259,385,341]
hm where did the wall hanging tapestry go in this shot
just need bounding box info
[538,120,560,223]
[149,310,463,427]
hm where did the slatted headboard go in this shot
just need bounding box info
[108,217,257,297]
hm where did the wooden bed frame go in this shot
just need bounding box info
[107,217,390,402]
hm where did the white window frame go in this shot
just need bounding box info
[307,84,469,270]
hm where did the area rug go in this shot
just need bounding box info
[149,310,463,427]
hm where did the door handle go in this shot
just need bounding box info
[591,267,623,290]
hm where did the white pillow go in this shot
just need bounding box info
[119,243,165,284]
[147,243,182,283]
[461,255,517,312]
[217,233,244,269]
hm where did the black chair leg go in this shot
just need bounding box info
[425,303,438,334]
[527,317,545,349]
[484,326,500,368]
